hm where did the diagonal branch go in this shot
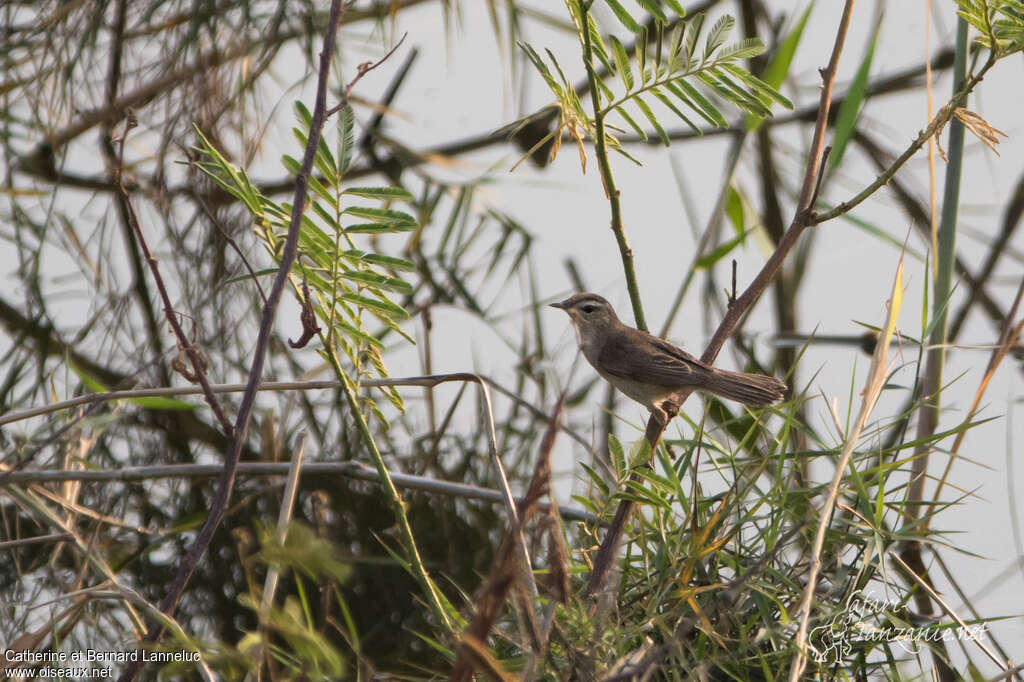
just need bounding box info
[581,0,857,610]
[117,1,354,679]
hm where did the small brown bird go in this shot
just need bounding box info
[552,292,786,422]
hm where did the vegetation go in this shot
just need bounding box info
[2,0,1023,680]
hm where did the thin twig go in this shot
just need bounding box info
[37,45,955,202]
[701,0,855,365]
[100,0,169,393]
[811,56,997,226]
[578,0,646,330]
[0,533,73,550]
[809,145,832,208]
[260,432,306,610]
[891,553,1008,671]
[1,480,147,634]
[255,433,306,671]
[0,461,600,524]
[451,389,569,681]
[789,254,904,681]
[583,0,857,606]
[114,130,233,437]
[0,374,593,450]
[326,33,408,117]
[930,276,1024,515]
[118,2,352,679]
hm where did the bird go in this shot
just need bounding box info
[551,292,786,422]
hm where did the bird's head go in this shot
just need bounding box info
[550,292,621,336]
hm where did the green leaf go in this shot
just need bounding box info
[294,102,339,181]
[337,322,386,349]
[704,15,734,59]
[340,293,410,321]
[314,135,338,184]
[579,463,610,498]
[520,42,563,97]
[345,222,418,234]
[68,361,198,412]
[307,174,337,208]
[588,15,616,74]
[609,36,634,91]
[636,0,668,24]
[294,101,313,127]
[725,185,744,233]
[546,47,574,91]
[336,103,356,174]
[311,200,341,234]
[342,186,414,201]
[695,227,751,269]
[667,22,686,70]
[603,0,640,33]
[699,69,769,117]
[715,37,766,62]
[634,95,670,146]
[339,270,413,294]
[128,396,201,410]
[615,105,648,142]
[291,122,337,185]
[361,253,417,271]
[224,267,279,286]
[685,13,705,60]
[281,154,301,175]
[720,63,793,108]
[608,434,626,477]
[663,0,686,16]
[747,1,813,130]
[828,20,879,168]
[650,86,699,134]
[193,126,263,213]
[635,25,649,85]
[673,77,727,127]
[610,145,644,165]
[343,206,417,228]
[765,2,814,89]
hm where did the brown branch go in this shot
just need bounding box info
[326,33,407,117]
[450,392,568,681]
[111,127,233,438]
[0,461,598,525]
[25,46,956,206]
[27,2,427,157]
[949,169,1024,340]
[117,1,356,679]
[583,410,670,599]
[99,0,174,397]
[812,57,997,226]
[581,0,857,611]
[702,85,844,362]
[851,129,1007,331]
[0,297,124,388]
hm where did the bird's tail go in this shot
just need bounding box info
[704,368,786,406]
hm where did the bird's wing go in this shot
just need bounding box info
[597,330,712,386]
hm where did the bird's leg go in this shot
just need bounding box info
[657,399,680,424]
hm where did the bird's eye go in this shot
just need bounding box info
[581,304,597,313]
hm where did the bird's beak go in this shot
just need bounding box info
[550,300,566,310]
